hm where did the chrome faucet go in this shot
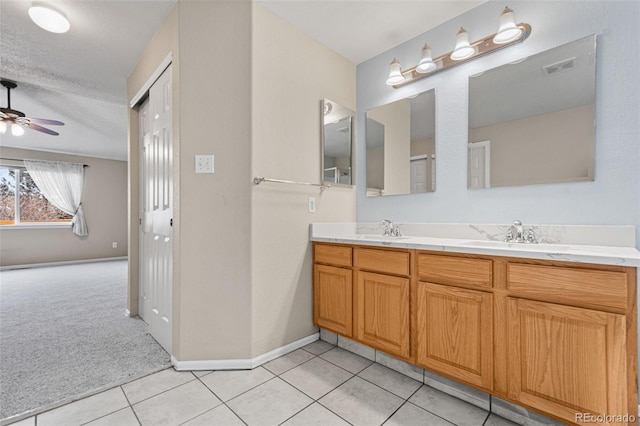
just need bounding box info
[381,219,402,237]
[505,220,537,244]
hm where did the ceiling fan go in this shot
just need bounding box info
[0,80,64,136]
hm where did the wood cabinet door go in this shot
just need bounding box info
[313,265,353,337]
[356,271,410,358]
[416,282,493,389]
[508,298,627,425]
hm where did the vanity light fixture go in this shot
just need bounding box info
[387,7,530,88]
[493,7,523,44]
[385,58,405,86]
[451,28,476,60]
[28,3,70,34]
[416,44,437,74]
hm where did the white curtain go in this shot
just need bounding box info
[24,159,88,237]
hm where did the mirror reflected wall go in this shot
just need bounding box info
[366,89,436,197]
[322,99,354,185]
[468,35,596,189]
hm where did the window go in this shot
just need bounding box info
[0,167,72,226]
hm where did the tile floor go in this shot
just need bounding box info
[10,340,519,426]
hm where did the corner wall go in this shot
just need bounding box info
[0,147,127,266]
[251,4,356,357]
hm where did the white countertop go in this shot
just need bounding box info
[310,223,640,267]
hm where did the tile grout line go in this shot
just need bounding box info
[120,384,144,426]
[120,370,198,407]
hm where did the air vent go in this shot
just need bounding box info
[542,57,576,76]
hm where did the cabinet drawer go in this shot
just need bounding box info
[417,253,493,289]
[355,248,410,276]
[314,243,352,267]
[507,263,628,311]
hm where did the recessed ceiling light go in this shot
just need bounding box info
[28,4,70,34]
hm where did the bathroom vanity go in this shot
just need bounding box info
[311,223,640,426]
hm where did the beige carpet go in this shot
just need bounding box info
[0,260,171,422]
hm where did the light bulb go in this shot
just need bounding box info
[0,121,6,135]
[386,58,405,86]
[493,7,523,44]
[451,27,476,61]
[11,123,25,136]
[28,5,70,34]
[416,44,437,74]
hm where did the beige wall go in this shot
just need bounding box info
[251,4,356,357]
[0,147,127,266]
[127,0,355,361]
[367,100,411,195]
[176,0,253,360]
[469,104,595,188]
[410,138,435,158]
[366,146,384,190]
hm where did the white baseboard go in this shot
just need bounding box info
[171,332,319,371]
[0,256,127,271]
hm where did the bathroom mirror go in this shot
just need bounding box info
[365,89,436,197]
[468,35,596,189]
[322,99,354,185]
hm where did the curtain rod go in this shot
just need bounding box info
[0,157,89,167]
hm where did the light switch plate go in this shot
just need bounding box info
[195,155,214,173]
[308,197,316,213]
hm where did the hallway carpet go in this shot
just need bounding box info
[0,260,171,422]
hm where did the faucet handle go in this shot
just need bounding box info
[504,228,514,242]
[526,229,538,244]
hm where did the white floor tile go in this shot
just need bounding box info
[263,349,315,375]
[199,366,274,402]
[192,370,213,378]
[319,377,404,426]
[227,378,312,426]
[485,413,521,426]
[320,347,373,374]
[302,340,336,355]
[408,385,489,426]
[280,357,353,399]
[122,368,195,404]
[385,402,454,426]
[37,388,129,426]
[281,403,350,426]
[85,407,140,426]
[132,380,220,426]
[358,363,421,399]
[6,416,35,426]
[182,404,245,426]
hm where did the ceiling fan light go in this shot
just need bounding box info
[0,121,6,135]
[386,58,405,86]
[451,27,476,61]
[416,44,437,74]
[11,123,25,136]
[28,5,70,34]
[493,7,523,44]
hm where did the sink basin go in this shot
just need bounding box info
[459,240,571,251]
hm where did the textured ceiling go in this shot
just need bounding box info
[1,0,486,161]
[0,0,176,160]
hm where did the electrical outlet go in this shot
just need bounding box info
[112,242,118,249]
[308,197,316,213]
[195,155,214,174]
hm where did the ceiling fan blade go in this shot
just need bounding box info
[28,123,59,136]
[28,117,65,126]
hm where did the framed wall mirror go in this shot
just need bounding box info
[322,99,354,186]
[468,35,596,189]
[365,89,436,197]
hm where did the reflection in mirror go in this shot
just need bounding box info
[322,99,354,185]
[468,35,596,189]
[366,89,436,197]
